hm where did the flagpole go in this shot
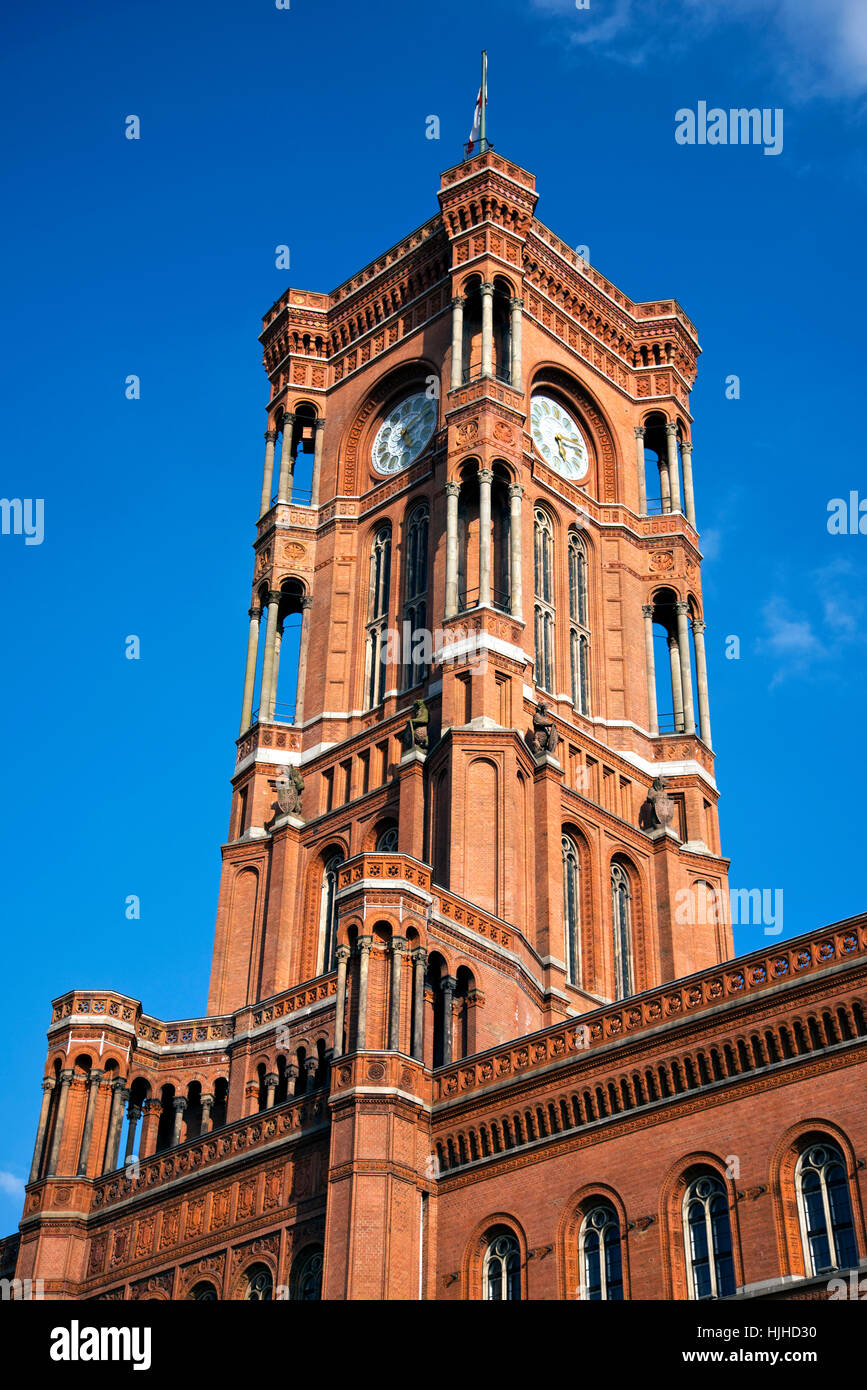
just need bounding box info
[480,50,488,153]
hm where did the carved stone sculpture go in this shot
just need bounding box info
[274,765,304,817]
[402,698,429,751]
[531,701,559,758]
[639,775,675,832]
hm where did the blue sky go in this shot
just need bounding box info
[1,0,865,1227]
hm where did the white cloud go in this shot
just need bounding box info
[0,1171,25,1200]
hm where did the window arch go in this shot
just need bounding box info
[611,862,633,1000]
[365,524,392,708]
[683,1175,735,1300]
[568,532,590,714]
[562,834,581,987]
[483,1231,521,1301]
[579,1203,624,1300]
[375,824,398,852]
[403,503,429,688]
[534,508,555,693]
[290,1245,324,1300]
[796,1142,858,1275]
[317,851,344,974]
[242,1263,273,1301]
[189,1280,218,1301]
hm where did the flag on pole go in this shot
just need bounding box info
[467,87,482,155]
[467,51,487,156]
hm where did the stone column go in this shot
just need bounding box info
[286,1063,300,1098]
[310,418,326,507]
[509,297,523,389]
[276,414,296,504]
[634,426,647,514]
[28,1077,55,1183]
[45,1068,73,1177]
[257,590,282,722]
[658,457,671,514]
[388,936,406,1050]
[449,296,465,391]
[259,428,278,518]
[681,440,696,528]
[76,1068,104,1176]
[668,635,684,733]
[478,467,493,607]
[264,1073,278,1109]
[665,423,682,513]
[239,606,261,735]
[675,601,696,736]
[356,937,373,1051]
[123,1103,142,1166]
[444,481,460,619]
[642,604,659,736]
[441,976,456,1066]
[692,618,712,747]
[140,1099,162,1157]
[480,282,494,378]
[200,1094,214,1135]
[334,944,350,1057]
[411,948,427,1062]
[269,624,283,719]
[508,483,524,619]
[305,1056,318,1089]
[171,1097,187,1148]
[102,1081,126,1174]
[294,596,313,726]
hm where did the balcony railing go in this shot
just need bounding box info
[458,586,511,614]
[269,488,313,508]
[250,703,297,727]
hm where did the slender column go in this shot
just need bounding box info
[305,1057,318,1088]
[681,440,696,528]
[276,414,296,503]
[634,426,647,514]
[123,1103,142,1166]
[310,417,326,507]
[668,635,684,733]
[264,1073,278,1109]
[508,483,524,620]
[269,624,283,719]
[239,606,262,735]
[691,618,712,747]
[286,1063,299,1098]
[200,1094,214,1135]
[259,428,278,517]
[103,1081,126,1174]
[642,605,659,736]
[170,1097,187,1148]
[257,590,282,722]
[388,936,406,1050]
[294,596,313,726]
[449,296,465,391]
[45,1068,73,1177]
[675,601,696,735]
[140,1099,162,1157]
[28,1078,55,1183]
[509,296,523,389]
[665,423,682,513]
[658,457,671,514]
[356,937,373,1051]
[480,282,494,378]
[76,1067,104,1176]
[334,944,350,1057]
[411,948,427,1061]
[478,467,493,607]
[444,482,460,619]
[441,976,456,1066]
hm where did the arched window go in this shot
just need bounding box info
[611,862,633,1000]
[534,509,555,693]
[189,1281,218,1301]
[683,1175,735,1300]
[365,525,391,708]
[291,1246,324,1301]
[797,1142,858,1275]
[242,1263,273,1301]
[579,1204,623,1300]
[317,852,344,974]
[568,533,590,714]
[403,503,429,689]
[375,825,398,852]
[562,835,581,987]
[483,1232,521,1301]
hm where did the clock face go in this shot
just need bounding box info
[371,392,438,476]
[530,394,589,481]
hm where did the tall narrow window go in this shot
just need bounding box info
[562,835,581,987]
[683,1175,736,1300]
[611,862,633,1000]
[579,1204,624,1300]
[365,525,391,708]
[403,503,429,688]
[534,508,555,693]
[317,853,344,974]
[484,1233,521,1301]
[797,1143,858,1275]
[568,533,590,714]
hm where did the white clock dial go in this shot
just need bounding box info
[371,392,438,476]
[530,394,589,481]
